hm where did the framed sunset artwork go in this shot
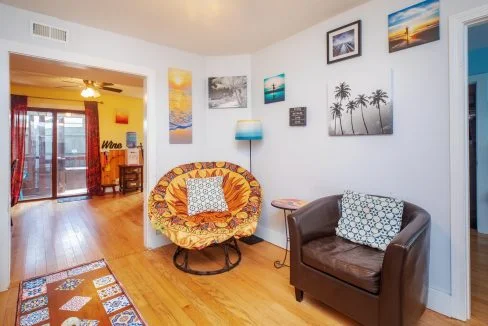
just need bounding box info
[168,68,192,144]
[388,0,440,53]
[115,109,129,124]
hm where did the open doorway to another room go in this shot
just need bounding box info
[468,22,488,322]
[9,53,146,282]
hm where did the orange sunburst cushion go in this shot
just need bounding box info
[148,162,262,250]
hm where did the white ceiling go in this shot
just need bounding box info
[0,0,368,55]
[10,54,144,98]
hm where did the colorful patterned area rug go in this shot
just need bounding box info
[16,259,145,326]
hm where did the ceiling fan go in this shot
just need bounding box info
[58,79,123,98]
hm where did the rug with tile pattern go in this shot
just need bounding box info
[16,259,145,326]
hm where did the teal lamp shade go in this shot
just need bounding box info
[235,120,263,140]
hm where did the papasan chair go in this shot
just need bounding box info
[148,162,262,275]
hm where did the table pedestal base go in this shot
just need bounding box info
[274,209,291,269]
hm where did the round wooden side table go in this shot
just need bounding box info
[271,199,307,269]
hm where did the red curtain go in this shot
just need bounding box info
[85,101,102,196]
[10,95,28,206]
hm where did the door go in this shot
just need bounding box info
[19,109,87,201]
[20,111,54,200]
[56,112,87,197]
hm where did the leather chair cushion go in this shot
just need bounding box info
[301,236,385,294]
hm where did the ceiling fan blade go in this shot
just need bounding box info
[101,86,123,93]
[61,80,82,85]
[55,85,81,88]
[101,82,114,87]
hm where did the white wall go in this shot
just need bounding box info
[204,55,252,168]
[0,41,10,293]
[471,74,488,234]
[0,3,209,291]
[250,0,488,314]
[2,0,487,318]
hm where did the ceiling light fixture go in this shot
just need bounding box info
[81,86,100,98]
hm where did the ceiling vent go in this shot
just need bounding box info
[31,22,68,43]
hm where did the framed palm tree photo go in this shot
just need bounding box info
[328,70,393,136]
[208,76,248,109]
[326,20,362,64]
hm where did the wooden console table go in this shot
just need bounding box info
[119,164,143,194]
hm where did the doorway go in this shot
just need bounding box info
[8,52,151,283]
[21,109,87,201]
[448,4,488,321]
[468,21,488,322]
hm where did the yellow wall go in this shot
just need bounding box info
[10,84,144,149]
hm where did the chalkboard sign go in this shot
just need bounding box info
[289,107,307,126]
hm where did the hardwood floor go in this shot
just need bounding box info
[470,230,488,324]
[0,193,486,325]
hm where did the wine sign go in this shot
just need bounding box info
[101,140,123,149]
[289,107,307,126]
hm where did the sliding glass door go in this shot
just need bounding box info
[20,109,87,201]
[57,112,87,197]
[21,111,54,200]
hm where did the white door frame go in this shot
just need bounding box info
[449,4,488,321]
[0,40,162,291]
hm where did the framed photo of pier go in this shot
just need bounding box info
[327,20,361,64]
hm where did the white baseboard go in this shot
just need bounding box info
[254,224,287,249]
[255,224,453,318]
[427,288,452,317]
[145,229,172,249]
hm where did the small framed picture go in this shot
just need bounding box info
[327,20,362,64]
[289,107,307,126]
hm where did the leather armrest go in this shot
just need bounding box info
[287,195,342,245]
[288,195,342,286]
[379,203,431,325]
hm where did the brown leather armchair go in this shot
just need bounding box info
[288,195,431,326]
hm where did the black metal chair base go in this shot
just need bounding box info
[173,238,242,275]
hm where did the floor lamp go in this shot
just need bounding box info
[235,120,264,245]
[235,120,263,173]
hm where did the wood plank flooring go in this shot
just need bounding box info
[0,193,486,325]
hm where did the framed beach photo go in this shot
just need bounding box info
[388,0,440,53]
[327,20,362,64]
[264,73,285,104]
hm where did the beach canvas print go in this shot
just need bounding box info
[388,0,440,53]
[328,70,393,136]
[208,76,247,109]
[168,68,192,144]
[264,73,285,104]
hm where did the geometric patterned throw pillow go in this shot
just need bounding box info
[336,190,404,251]
[186,176,229,216]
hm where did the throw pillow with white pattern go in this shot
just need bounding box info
[186,176,229,216]
[336,190,404,251]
